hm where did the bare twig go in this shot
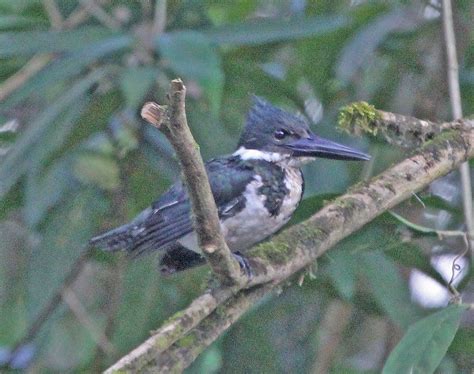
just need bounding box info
[152,0,167,35]
[0,55,52,102]
[62,287,116,356]
[140,79,244,286]
[42,0,64,29]
[312,300,353,374]
[107,109,474,372]
[90,257,126,370]
[63,0,110,29]
[78,0,121,30]
[442,0,474,258]
[7,246,94,364]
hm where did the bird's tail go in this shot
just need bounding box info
[89,224,135,252]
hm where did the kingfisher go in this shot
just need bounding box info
[90,97,370,274]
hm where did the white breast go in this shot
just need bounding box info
[178,166,303,253]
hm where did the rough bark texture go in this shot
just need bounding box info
[338,101,469,147]
[106,94,474,373]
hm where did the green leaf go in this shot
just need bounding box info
[448,327,474,356]
[0,70,105,199]
[287,193,339,225]
[382,305,468,374]
[26,187,108,318]
[389,211,439,235]
[24,156,75,227]
[0,118,18,143]
[0,26,117,57]
[361,252,421,328]
[73,153,120,191]
[385,241,446,286]
[3,35,132,108]
[0,15,46,30]
[119,67,157,110]
[201,15,348,46]
[325,250,358,300]
[419,195,458,213]
[0,0,41,13]
[336,7,423,83]
[157,31,223,116]
[0,221,31,344]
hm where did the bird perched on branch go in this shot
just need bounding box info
[90,97,370,274]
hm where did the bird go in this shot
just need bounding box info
[89,96,370,275]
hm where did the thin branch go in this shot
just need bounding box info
[63,0,110,29]
[6,246,94,365]
[42,0,64,29]
[442,0,463,119]
[140,79,244,286]
[152,0,167,35]
[78,0,121,30]
[107,109,474,372]
[312,300,353,374]
[90,257,126,369]
[0,55,52,102]
[62,287,116,356]
[442,0,474,259]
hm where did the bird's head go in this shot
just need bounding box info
[234,96,370,165]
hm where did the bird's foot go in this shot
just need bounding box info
[233,251,252,278]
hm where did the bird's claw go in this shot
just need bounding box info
[233,251,252,278]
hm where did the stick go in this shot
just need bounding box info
[140,79,244,286]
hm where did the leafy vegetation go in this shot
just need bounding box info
[0,0,473,372]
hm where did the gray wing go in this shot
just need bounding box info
[89,156,256,257]
[89,182,194,257]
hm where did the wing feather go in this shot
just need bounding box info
[90,156,257,258]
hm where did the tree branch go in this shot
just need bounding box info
[6,246,93,366]
[103,287,237,372]
[147,284,273,372]
[338,101,468,147]
[442,0,474,258]
[238,122,474,289]
[140,79,243,286]
[107,102,474,372]
[312,300,353,374]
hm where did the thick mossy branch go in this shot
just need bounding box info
[338,101,472,148]
[104,288,237,373]
[148,284,273,372]
[245,128,473,288]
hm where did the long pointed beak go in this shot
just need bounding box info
[284,134,371,161]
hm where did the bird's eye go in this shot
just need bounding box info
[274,129,289,140]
